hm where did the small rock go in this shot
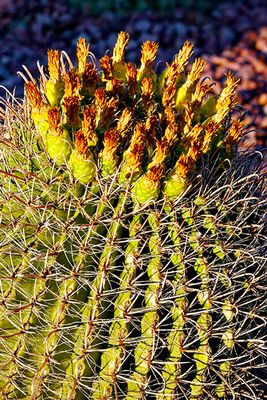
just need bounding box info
[258,94,267,106]
[135,19,151,32]
[152,23,162,36]
[220,26,235,44]
[260,116,267,128]
[256,37,267,54]
[173,22,187,37]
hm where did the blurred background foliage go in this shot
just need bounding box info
[66,0,223,14]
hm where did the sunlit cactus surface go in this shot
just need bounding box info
[0,32,266,400]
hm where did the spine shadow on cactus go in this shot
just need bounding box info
[0,31,266,400]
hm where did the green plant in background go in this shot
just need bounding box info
[66,0,220,15]
[0,32,266,399]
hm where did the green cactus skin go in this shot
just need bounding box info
[125,211,163,400]
[31,109,50,143]
[175,86,189,108]
[68,149,96,184]
[199,96,217,122]
[101,153,118,177]
[66,191,128,400]
[163,173,189,199]
[132,173,161,205]
[113,62,128,84]
[91,211,143,399]
[0,34,266,400]
[155,213,187,400]
[46,80,65,107]
[46,128,72,164]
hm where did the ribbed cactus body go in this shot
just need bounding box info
[132,174,160,204]
[0,33,266,399]
[69,149,96,184]
[163,173,188,199]
[31,109,50,142]
[46,128,72,164]
[46,80,65,107]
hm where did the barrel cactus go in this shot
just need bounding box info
[0,32,266,400]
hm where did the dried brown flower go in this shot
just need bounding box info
[76,38,90,75]
[140,41,159,68]
[25,82,44,110]
[83,63,100,90]
[174,154,192,179]
[162,83,176,109]
[225,119,243,146]
[124,123,146,171]
[214,72,239,124]
[147,164,164,182]
[164,41,194,86]
[183,58,206,91]
[63,70,82,99]
[103,128,120,152]
[116,109,133,136]
[105,78,122,94]
[48,106,61,131]
[47,50,61,83]
[62,96,81,128]
[141,77,154,108]
[74,130,89,155]
[100,54,114,80]
[112,31,129,64]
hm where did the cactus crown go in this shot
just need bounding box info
[0,32,266,400]
[22,32,242,201]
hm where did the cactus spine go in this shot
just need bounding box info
[0,32,266,400]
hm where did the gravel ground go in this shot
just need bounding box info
[0,0,266,161]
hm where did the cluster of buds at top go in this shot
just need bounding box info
[24,32,241,204]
